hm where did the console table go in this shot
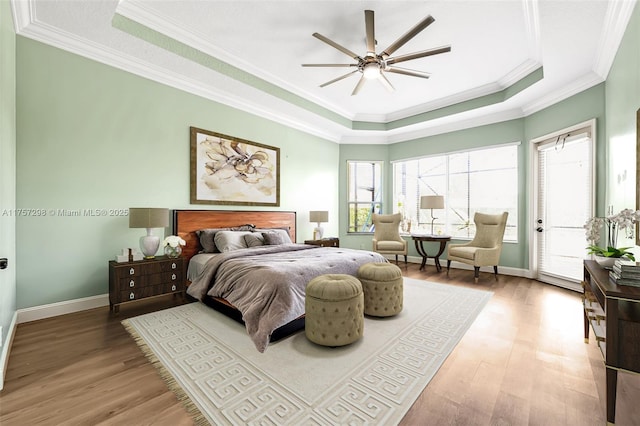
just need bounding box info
[583,260,640,424]
[411,234,451,272]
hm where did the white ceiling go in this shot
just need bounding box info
[11,0,637,143]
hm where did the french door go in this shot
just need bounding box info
[532,121,595,291]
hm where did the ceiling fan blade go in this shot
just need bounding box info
[385,66,431,79]
[365,10,376,54]
[351,75,367,96]
[320,70,358,88]
[302,64,357,67]
[378,72,395,92]
[313,32,362,60]
[381,15,435,58]
[385,45,451,65]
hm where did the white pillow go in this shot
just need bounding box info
[214,231,252,252]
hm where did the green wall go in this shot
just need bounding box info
[1,0,17,351]
[16,37,338,309]
[605,2,640,220]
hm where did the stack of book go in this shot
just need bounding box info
[609,259,640,287]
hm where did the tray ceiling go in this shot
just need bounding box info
[11,0,637,143]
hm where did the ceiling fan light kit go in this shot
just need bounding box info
[302,10,451,95]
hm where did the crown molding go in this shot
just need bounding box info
[115,0,356,120]
[521,72,604,116]
[13,1,345,143]
[593,0,637,79]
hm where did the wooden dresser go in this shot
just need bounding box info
[582,260,640,424]
[109,256,185,313]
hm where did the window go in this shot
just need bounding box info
[347,161,382,233]
[392,144,518,241]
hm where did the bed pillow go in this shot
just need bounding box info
[195,228,230,253]
[244,233,265,247]
[214,230,253,252]
[254,228,293,244]
[262,231,288,245]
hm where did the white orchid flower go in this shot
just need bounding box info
[164,235,186,248]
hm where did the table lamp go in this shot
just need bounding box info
[420,195,444,235]
[309,210,329,239]
[129,208,169,259]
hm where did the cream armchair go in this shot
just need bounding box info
[446,212,508,283]
[372,213,408,264]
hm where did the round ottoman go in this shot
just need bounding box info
[357,262,403,317]
[305,274,364,347]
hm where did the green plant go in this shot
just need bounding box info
[586,245,635,261]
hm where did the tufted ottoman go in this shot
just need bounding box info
[357,262,403,317]
[305,274,364,347]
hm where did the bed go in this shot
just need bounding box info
[174,209,387,352]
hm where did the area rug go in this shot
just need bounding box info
[122,278,492,425]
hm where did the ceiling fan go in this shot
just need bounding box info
[302,10,451,96]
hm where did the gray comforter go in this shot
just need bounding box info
[187,244,387,352]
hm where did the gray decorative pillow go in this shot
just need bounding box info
[196,228,230,253]
[244,233,265,247]
[214,230,253,252]
[262,231,286,245]
[254,228,292,244]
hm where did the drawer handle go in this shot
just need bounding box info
[129,267,135,275]
[171,273,176,280]
[129,280,135,288]
[171,284,176,291]
[129,292,135,300]
[171,263,177,270]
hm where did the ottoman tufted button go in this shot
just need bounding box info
[305,274,364,347]
[357,262,404,317]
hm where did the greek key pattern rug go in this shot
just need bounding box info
[123,278,492,425]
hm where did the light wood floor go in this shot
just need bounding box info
[1,264,639,425]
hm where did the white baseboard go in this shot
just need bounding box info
[0,312,18,391]
[17,294,109,324]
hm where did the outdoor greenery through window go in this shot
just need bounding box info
[347,161,382,233]
[392,144,518,241]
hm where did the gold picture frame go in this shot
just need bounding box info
[190,127,280,206]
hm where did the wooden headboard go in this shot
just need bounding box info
[173,210,297,262]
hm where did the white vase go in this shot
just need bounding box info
[594,256,616,269]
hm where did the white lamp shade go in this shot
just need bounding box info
[309,211,329,223]
[420,195,444,210]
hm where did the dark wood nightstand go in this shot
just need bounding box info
[109,256,185,313]
[304,238,339,248]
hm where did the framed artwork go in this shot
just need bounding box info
[190,127,280,206]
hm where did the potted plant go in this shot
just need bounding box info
[584,208,640,268]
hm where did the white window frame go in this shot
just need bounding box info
[391,142,519,241]
[347,160,383,233]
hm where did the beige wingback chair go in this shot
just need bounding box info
[447,212,508,283]
[372,213,408,264]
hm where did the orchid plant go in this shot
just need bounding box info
[584,208,640,260]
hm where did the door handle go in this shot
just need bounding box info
[0,258,7,269]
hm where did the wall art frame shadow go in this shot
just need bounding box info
[190,127,280,206]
